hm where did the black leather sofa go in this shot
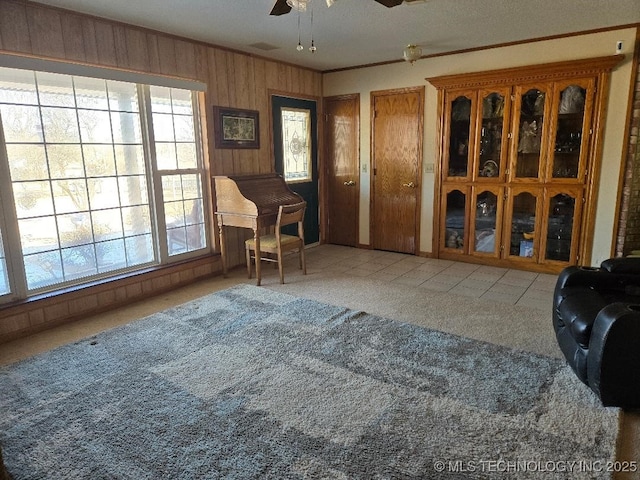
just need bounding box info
[553,257,640,409]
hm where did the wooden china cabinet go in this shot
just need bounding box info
[428,55,623,273]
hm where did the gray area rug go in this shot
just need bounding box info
[0,284,619,479]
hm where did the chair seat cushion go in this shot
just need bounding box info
[246,234,300,249]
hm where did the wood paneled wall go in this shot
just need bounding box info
[0,0,322,176]
[0,0,322,262]
[0,0,323,342]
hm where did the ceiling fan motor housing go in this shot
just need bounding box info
[270,0,405,15]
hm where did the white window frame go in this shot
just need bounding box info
[0,123,24,303]
[0,59,209,303]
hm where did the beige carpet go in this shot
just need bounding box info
[1,247,639,478]
[262,271,561,359]
[263,266,640,480]
[0,284,620,479]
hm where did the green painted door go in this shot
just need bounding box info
[271,95,319,244]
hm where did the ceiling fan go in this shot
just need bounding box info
[270,0,404,16]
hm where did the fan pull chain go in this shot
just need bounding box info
[296,7,303,51]
[309,0,316,52]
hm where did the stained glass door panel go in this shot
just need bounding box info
[281,107,312,183]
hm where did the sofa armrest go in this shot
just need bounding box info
[555,264,640,302]
[554,266,609,298]
[587,302,640,408]
[601,257,640,275]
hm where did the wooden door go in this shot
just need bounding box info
[324,94,359,246]
[371,87,424,254]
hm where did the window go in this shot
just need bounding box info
[0,66,207,300]
[149,86,205,256]
[281,107,312,182]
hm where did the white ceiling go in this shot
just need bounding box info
[33,0,640,71]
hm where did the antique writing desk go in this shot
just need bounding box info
[213,174,303,285]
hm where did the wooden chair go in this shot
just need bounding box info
[245,201,307,284]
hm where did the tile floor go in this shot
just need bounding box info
[280,244,557,311]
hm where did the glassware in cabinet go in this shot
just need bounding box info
[548,79,595,181]
[443,187,468,251]
[445,91,475,179]
[504,187,541,261]
[511,85,551,180]
[471,187,503,257]
[541,188,583,263]
[476,89,510,181]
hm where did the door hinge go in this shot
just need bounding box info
[373,168,377,176]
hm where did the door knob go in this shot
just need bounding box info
[402,182,416,188]
[344,180,356,186]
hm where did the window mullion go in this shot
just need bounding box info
[139,84,167,261]
[192,93,211,251]
[0,122,28,301]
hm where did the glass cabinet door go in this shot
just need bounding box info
[442,187,468,251]
[445,91,474,179]
[548,79,594,181]
[511,85,549,180]
[542,188,582,263]
[471,187,502,256]
[476,89,509,181]
[504,188,540,261]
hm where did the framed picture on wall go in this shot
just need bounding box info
[213,106,260,149]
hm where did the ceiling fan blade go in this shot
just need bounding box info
[374,0,404,7]
[270,0,292,15]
